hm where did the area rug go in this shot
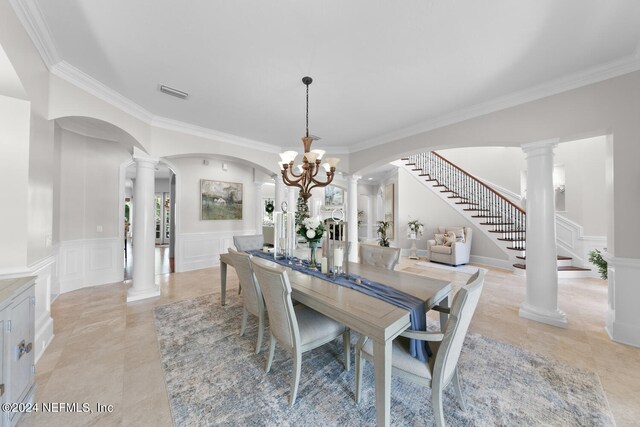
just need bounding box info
[153,293,614,427]
[416,261,489,275]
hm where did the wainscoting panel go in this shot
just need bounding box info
[58,238,123,294]
[555,215,606,271]
[175,231,255,273]
[28,256,55,363]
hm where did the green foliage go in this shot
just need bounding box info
[588,249,608,280]
[377,220,391,247]
[295,196,310,229]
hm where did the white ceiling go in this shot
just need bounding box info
[29,1,640,151]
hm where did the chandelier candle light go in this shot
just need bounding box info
[280,77,340,202]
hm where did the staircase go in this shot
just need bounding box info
[401,152,590,275]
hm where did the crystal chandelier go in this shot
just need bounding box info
[279,77,340,202]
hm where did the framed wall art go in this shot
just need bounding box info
[201,179,243,220]
[324,185,345,209]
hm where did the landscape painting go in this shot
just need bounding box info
[324,185,344,209]
[201,180,243,220]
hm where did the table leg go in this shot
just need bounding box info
[373,339,392,427]
[220,261,227,306]
[439,295,449,329]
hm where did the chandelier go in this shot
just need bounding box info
[279,77,340,202]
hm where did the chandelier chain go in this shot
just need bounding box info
[305,83,309,138]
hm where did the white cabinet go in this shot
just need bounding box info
[0,277,35,427]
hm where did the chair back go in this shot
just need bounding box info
[228,251,264,318]
[359,243,401,270]
[433,270,484,387]
[234,234,264,252]
[250,260,300,351]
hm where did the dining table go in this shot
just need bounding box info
[218,251,452,427]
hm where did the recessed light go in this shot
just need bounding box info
[160,84,188,99]
[367,177,373,180]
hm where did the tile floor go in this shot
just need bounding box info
[19,259,640,426]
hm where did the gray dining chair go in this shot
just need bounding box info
[233,234,264,252]
[359,243,401,270]
[228,250,266,354]
[355,270,485,427]
[250,259,351,406]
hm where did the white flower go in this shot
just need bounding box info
[306,229,316,239]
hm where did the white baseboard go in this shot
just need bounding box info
[58,238,123,293]
[175,230,255,273]
[469,255,514,270]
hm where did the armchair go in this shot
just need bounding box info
[427,227,472,266]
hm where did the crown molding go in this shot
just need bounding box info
[350,51,640,153]
[9,0,59,67]
[50,61,154,123]
[150,116,281,154]
[50,61,287,154]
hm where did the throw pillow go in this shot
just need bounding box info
[453,228,465,242]
[444,232,456,247]
[434,233,446,246]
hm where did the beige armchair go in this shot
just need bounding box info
[427,227,472,266]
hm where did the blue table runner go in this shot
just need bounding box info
[248,250,431,362]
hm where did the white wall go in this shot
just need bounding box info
[55,128,131,292]
[58,129,131,240]
[555,137,607,236]
[0,94,30,271]
[171,157,262,272]
[27,111,55,265]
[438,146,525,195]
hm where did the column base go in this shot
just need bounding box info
[127,286,160,302]
[519,302,568,328]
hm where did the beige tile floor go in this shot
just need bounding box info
[19,259,640,426]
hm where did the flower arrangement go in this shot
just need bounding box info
[298,216,325,244]
[407,219,424,238]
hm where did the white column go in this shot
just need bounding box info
[254,182,263,234]
[128,156,160,302]
[347,175,360,262]
[519,140,567,327]
[274,174,285,213]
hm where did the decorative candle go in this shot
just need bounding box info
[321,257,328,274]
[334,247,344,267]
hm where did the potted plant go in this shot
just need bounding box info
[588,249,608,280]
[377,220,391,247]
[407,219,424,240]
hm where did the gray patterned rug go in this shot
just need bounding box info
[153,293,615,427]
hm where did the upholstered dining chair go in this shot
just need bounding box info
[233,234,264,252]
[355,270,485,427]
[227,250,266,354]
[250,259,351,406]
[359,243,401,270]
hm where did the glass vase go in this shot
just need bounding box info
[308,241,318,269]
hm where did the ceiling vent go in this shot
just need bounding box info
[159,84,188,99]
